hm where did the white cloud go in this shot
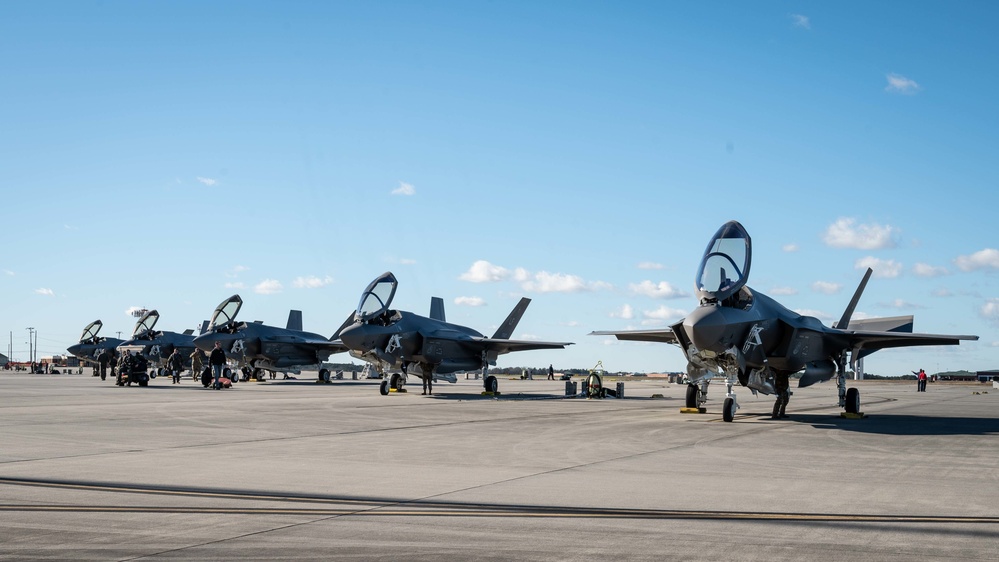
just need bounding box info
[932,287,954,297]
[391,181,415,196]
[254,279,283,295]
[454,296,485,307]
[770,286,798,296]
[954,249,999,272]
[982,298,999,325]
[34,288,54,296]
[64,224,77,230]
[823,218,898,249]
[610,304,634,320]
[125,306,145,316]
[855,256,903,278]
[878,298,926,310]
[459,260,510,283]
[629,280,688,299]
[226,265,250,278]
[399,258,417,265]
[293,275,334,289]
[4,270,13,276]
[990,341,999,348]
[885,73,921,95]
[517,334,541,341]
[513,267,530,282]
[811,281,842,294]
[790,14,810,29]
[561,320,581,327]
[522,271,610,293]
[197,176,218,186]
[641,306,687,322]
[224,282,245,290]
[637,261,664,270]
[913,263,950,278]
[782,243,799,253]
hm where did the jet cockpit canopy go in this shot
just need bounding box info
[132,310,160,338]
[80,320,103,343]
[695,220,752,303]
[356,272,398,322]
[208,295,243,331]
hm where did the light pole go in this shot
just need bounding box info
[26,327,34,365]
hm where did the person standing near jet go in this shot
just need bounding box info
[168,348,184,384]
[97,349,111,381]
[548,364,555,380]
[915,368,927,392]
[209,341,226,389]
[422,373,433,395]
[116,350,132,385]
[772,373,790,419]
[190,348,205,380]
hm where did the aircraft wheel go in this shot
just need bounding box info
[390,373,402,391]
[845,388,860,414]
[149,369,156,379]
[484,375,498,393]
[379,379,390,395]
[253,368,264,381]
[320,368,331,383]
[157,367,165,378]
[723,397,735,422]
[223,367,232,379]
[685,384,699,408]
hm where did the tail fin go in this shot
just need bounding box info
[491,298,531,340]
[834,268,872,329]
[198,320,209,335]
[430,297,446,322]
[287,310,303,332]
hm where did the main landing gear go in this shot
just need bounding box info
[683,381,709,413]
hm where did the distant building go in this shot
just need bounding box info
[976,370,999,382]
[0,353,9,365]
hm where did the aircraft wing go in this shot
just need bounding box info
[469,338,573,354]
[265,335,350,354]
[588,329,679,344]
[839,329,978,351]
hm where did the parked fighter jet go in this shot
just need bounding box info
[117,310,203,379]
[192,295,349,382]
[336,272,573,395]
[591,220,977,422]
[66,320,124,368]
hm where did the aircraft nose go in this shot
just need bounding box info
[337,324,364,350]
[193,332,221,352]
[682,306,730,353]
[67,344,82,357]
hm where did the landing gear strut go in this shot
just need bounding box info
[684,380,709,410]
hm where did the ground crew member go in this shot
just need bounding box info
[116,351,132,385]
[190,348,205,380]
[772,372,790,419]
[168,348,184,384]
[548,364,555,380]
[422,374,433,395]
[209,341,226,389]
[97,349,110,381]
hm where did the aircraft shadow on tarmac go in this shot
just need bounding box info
[791,414,999,436]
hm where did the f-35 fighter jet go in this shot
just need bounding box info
[336,272,573,395]
[118,309,203,379]
[192,295,349,382]
[592,220,977,422]
[66,320,124,367]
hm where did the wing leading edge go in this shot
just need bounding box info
[588,329,679,345]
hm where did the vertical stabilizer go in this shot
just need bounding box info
[198,320,209,335]
[835,268,873,329]
[287,310,303,332]
[492,298,531,340]
[430,297,446,322]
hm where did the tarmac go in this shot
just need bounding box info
[1,370,997,561]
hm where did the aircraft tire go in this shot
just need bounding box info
[320,369,330,383]
[484,375,498,394]
[723,397,735,422]
[685,384,699,408]
[379,379,390,395]
[149,369,156,379]
[390,373,402,391]
[845,388,860,414]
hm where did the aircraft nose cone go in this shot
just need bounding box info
[337,324,364,350]
[683,306,730,353]
[193,332,221,352]
[67,344,82,357]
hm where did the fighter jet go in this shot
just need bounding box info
[336,271,573,395]
[192,294,349,382]
[117,310,203,378]
[591,220,977,422]
[66,320,124,368]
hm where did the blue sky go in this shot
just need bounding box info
[2,1,997,375]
